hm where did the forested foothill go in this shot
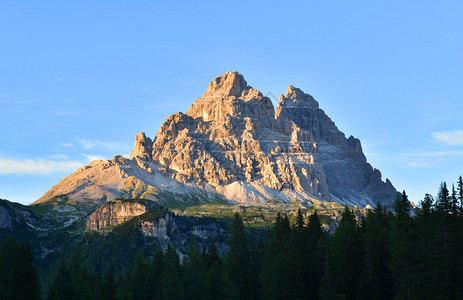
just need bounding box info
[1,176,463,299]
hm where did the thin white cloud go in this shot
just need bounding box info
[0,157,84,175]
[74,138,131,152]
[432,130,463,145]
[83,154,106,161]
[407,161,433,168]
[53,110,80,116]
[50,154,70,160]
[401,151,463,157]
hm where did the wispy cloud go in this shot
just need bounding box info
[82,154,106,161]
[74,139,131,152]
[53,109,81,116]
[50,154,70,160]
[400,151,463,157]
[0,98,39,105]
[148,102,186,110]
[0,157,84,175]
[432,130,463,145]
[406,161,433,168]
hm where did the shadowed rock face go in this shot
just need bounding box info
[275,85,396,206]
[35,71,397,209]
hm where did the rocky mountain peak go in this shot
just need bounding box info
[185,72,274,127]
[36,71,398,210]
[279,85,319,109]
[202,71,249,98]
[129,132,153,160]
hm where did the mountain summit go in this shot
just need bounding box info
[34,71,396,209]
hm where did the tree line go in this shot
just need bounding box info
[1,175,463,299]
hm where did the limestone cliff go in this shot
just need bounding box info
[86,199,159,230]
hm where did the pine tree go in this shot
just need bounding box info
[7,241,41,300]
[69,248,93,300]
[421,194,434,216]
[132,251,149,300]
[47,261,76,300]
[184,241,206,300]
[101,269,116,300]
[431,182,459,298]
[359,203,392,300]
[161,244,184,299]
[287,209,309,299]
[322,206,362,299]
[436,182,451,214]
[225,212,251,300]
[260,213,290,300]
[0,237,19,297]
[458,176,463,214]
[306,211,325,300]
[146,249,165,300]
[451,184,458,214]
[390,191,417,299]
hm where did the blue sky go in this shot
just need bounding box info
[1,1,462,205]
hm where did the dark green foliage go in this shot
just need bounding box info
[0,237,19,296]
[7,241,41,300]
[322,206,363,300]
[436,182,451,214]
[47,262,76,300]
[458,176,463,213]
[260,213,290,300]
[390,191,417,299]
[47,247,100,300]
[6,175,463,300]
[359,203,392,300]
[306,211,325,300]
[184,241,206,300]
[161,244,184,299]
[226,212,252,299]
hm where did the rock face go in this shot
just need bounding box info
[35,71,397,209]
[0,199,41,229]
[274,85,397,206]
[86,199,159,230]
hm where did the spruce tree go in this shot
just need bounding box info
[260,212,289,300]
[184,241,206,300]
[287,208,309,299]
[390,191,417,299]
[436,182,451,214]
[101,270,116,300]
[359,203,392,300]
[322,206,362,299]
[7,241,41,300]
[451,184,458,214]
[161,244,184,299]
[47,261,76,300]
[0,237,19,296]
[225,212,250,300]
[458,176,463,214]
[306,211,325,300]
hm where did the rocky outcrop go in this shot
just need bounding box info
[86,199,159,230]
[35,71,397,209]
[130,132,153,161]
[140,212,228,253]
[0,199,41,229]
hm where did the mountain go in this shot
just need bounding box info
[33,71,396,209]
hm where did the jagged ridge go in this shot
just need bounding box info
[34,71,397,209]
